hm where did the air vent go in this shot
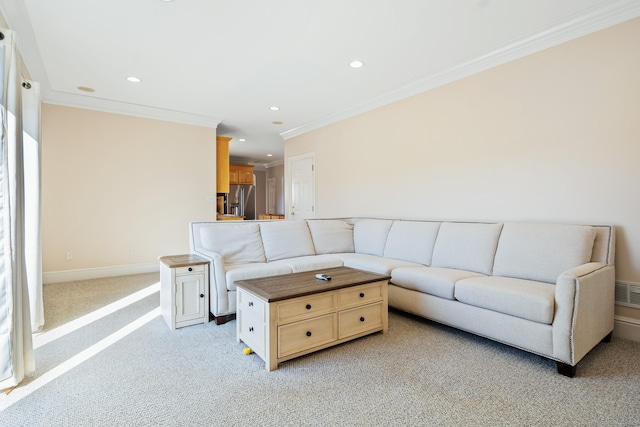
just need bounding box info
[615,281,640,309]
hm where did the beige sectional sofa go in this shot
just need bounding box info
[189,218,616,377]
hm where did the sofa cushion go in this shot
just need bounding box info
[391,266,485,300]
[270,254,344,273]
[353,219,394,256]
[306,219,355,254]
[454,276,556,324]
[431,222,503,275]
[383,221,441,265]
[493,223,597,284]
[225,263,293,291]
[341,253,421,275]
[260,220,316,262]
[198,223,265,264]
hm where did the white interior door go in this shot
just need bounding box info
[288,153,315,219]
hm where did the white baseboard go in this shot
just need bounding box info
[614,316,640,342]
[43,262,159,284]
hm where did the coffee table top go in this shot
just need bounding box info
[235,266,390,302]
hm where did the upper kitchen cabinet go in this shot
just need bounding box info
[216,136,231,193]
[230,163,254,185]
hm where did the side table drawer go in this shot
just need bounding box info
[278,313,338,358]
[338,282,384,309]
[176,264,206,275]
[339,302,384,339]
[277,292,336,324]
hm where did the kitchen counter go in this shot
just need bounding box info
[217,214,244,221]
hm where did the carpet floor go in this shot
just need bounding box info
[1,273,639,426]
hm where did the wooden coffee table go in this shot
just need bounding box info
[236,266,390,371]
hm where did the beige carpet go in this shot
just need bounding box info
[1,273,639,426]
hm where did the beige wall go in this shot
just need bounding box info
[42,104,217,272]
[285,18,640,319]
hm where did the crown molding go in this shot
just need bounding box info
[43,89,221,128]
[281,0,640,140]
[263,159,284,168]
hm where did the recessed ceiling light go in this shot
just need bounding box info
[267,154,273,157]
[77,86,95,92]
[349,60,364,69]
[269,106,280,111]
[126,76,142,83]
[239,138,246,142]
[272,121,283,125]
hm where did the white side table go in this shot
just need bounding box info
[159,254,210,330]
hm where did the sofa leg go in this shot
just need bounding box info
[601,331,613,343]
[557,362,577,378]
[212,313,236,325]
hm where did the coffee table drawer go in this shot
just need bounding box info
[338,282,384,309]
[238,309,265,355]
[238,288,266,319]
[339,302,384,339]
[278,313,338,358]
[277,293,336,324]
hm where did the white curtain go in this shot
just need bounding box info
[0,28,41,390]
[22,79,42,332]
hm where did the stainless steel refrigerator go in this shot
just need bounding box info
[228,184,256,220]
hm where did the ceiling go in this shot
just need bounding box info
[1,0,638,166]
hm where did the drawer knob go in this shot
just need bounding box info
[306,331,312,337]
[188,267,193,272]
[360,317,365,322]
[199,293,204,298]
[306,304,311,310]
[359,293,365,298]
[248,301,253,307]
[249,327,254,332]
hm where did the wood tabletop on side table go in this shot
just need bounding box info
[158,254,209,268]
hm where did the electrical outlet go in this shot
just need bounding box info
[131,248,137,256]
[207,195,215,202]
[66,252,72,261]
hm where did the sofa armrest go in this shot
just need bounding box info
[553,262,615,364]
[191,249,230,316]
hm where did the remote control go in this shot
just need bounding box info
[315,274,331,281]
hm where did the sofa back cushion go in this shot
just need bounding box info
[383,221,441,265]
[493,223,597,284]
[196,222,265,264]
[353,219,394,256]
[431,222,503,275]
[260,220,316,261]
[306,219,355,254]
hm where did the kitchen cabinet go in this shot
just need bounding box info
[229,163,254,185]
[216,136,231,193]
